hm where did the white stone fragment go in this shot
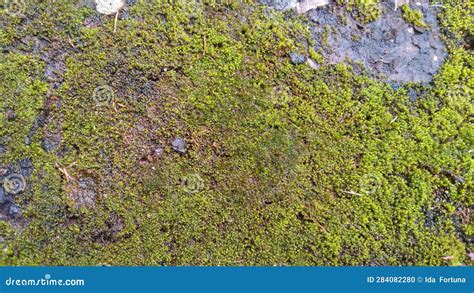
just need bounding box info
[306,58,319,70]
[392,0,410,11]
[94,0,125,15]
[296,0,329,13]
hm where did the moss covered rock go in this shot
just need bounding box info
[0,0,472,266]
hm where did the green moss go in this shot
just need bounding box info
[337,0,382,23]
[308,48,324,64]
[0,0,472,266]
[401,4,427,28]
[438,0,474,48]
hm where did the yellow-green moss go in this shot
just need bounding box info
[337,0,382,23]
[401,4,427,28]
[0,0,472,266]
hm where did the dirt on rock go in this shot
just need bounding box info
[64,173,100,209]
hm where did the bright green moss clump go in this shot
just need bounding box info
[0,0,472,266]
[336,0,382,23]
[401,4,427,27]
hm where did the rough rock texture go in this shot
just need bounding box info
[264,0,447,83]
[65,175,99,209]
[1,0,471,267]
[172,138,187,154]
[289,52,306,64]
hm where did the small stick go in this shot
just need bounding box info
[67,38,76,49]
[113,10,119,33]
[341,190,363,196]
[55,162,74,182]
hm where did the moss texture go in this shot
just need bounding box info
[336,0,381,23]
[401,4,427,28]
[0,0,472,266]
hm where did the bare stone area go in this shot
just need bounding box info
[65,175,99,209]
[262,0,448,83]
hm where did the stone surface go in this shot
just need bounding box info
[262,0,447,83]
[8,204,21,218]
[289,52,306,65]
[154,147,164,157]
[0,188,5,204]
[6,109,16,121]
[307,1,447,83]
[172,138,187,154]
[66,176,98,209]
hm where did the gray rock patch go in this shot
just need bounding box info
[172,138,187,154]
[263,1,448,83]
[308,2,447,83]
[289,52,306,65]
